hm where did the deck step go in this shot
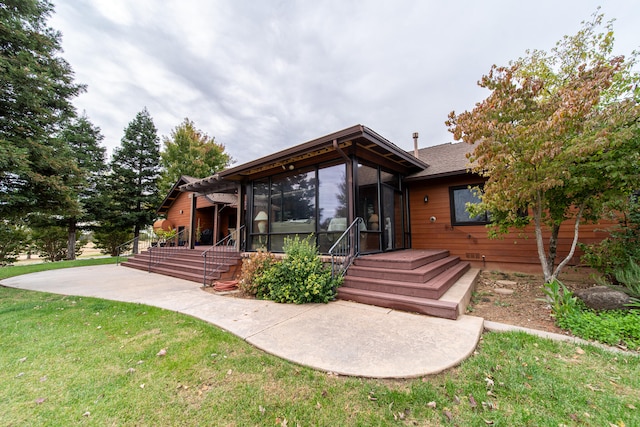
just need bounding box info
[343,261,470,300]
[348,255,461,283]
[338,250,477,320]
[120,247,242,286]
[353,249,449,270]
[337,287,460,320]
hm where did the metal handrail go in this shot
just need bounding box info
[201,225,245,286]
[147,228,189,271]
[328,217,364,279]
[116,233,154,265]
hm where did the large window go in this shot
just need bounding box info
[318,164,347,253]
[449,185,490,226]
[248,163,346,253]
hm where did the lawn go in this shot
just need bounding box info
[1,283,638,426]
[0,257,118,281]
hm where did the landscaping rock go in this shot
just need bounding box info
[574,286,631,311]
[494,288,515,296]
[495,280,517,287]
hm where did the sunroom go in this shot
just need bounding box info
[181,124,428,254]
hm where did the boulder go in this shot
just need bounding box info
[574,286,631,311]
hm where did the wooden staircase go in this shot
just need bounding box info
[337,249,479,320]
[120,247,242,286]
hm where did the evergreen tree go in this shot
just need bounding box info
[109,108,161,252]
[0,0,85,220]
[159,118,232,194]
[59,113,107,259]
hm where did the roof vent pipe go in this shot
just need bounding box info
[413,132,419,158]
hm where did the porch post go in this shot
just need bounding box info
[346,156,355,223]
[213,203,219,247]
[236,183,243,251]
[189,193,197,249]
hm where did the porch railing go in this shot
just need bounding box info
[201,225,245,286]
[328,217,364,279]
[116,234,154,265]
[147,228,189,271]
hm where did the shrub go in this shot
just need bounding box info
[238,251,277,297]
[581,195,640,279]
[93,228,133,256]
[542,279,579,320]
[31,225,86,262]
[0,222,28,265]
[613,260,640,298]
[256,235,341,304]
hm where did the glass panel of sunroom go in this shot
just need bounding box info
[269,169,316,252]
[318,163,347,253]
[251,179,270,250]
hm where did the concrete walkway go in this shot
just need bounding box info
[1,265,484,378]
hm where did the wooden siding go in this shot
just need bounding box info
[165,191,193,230]
[161,190,240,244]
[164,192,215,236]
[408,175,613,272]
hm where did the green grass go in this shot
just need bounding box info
[1,286,639,426]
[0,257,118,280]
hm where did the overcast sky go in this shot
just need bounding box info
[50,0,640,166]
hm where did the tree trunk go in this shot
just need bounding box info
[67,218,76,260]
[534,192,553,283]
[547,222,561,269]
[535,199,585,284]
[550,205,584,283]
[133,224,140,254]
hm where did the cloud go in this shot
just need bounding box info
[51,0,640,165]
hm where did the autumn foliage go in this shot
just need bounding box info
[446,12,640,283]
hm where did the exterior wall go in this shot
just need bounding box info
[164,192,216,243]
[408,175,613,273]
[165,191,193,231]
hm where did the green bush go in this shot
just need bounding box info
[542,279,578,320]
[255,235,341,304]
[93,228,133,256]
[0,222,28,265]
[581,195,640,279]
[31,225,86,262]
[614,260,640,297]
[238,251,277,297]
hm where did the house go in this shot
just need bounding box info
[133,124,611,319]
[156,176,238,246]
[175,124,607,272]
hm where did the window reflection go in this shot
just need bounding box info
[318,164,347,252]
[269,169,316,251]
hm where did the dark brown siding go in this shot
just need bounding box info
[408,175,612,272]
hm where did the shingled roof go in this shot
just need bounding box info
[406,142,475,180]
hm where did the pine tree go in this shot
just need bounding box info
[59,113,107,259]
[0,0,85,220]
[109,108,161,252]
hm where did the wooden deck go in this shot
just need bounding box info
[120,247,478,320]
[120,246,241,286]
[338,249,479,320]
